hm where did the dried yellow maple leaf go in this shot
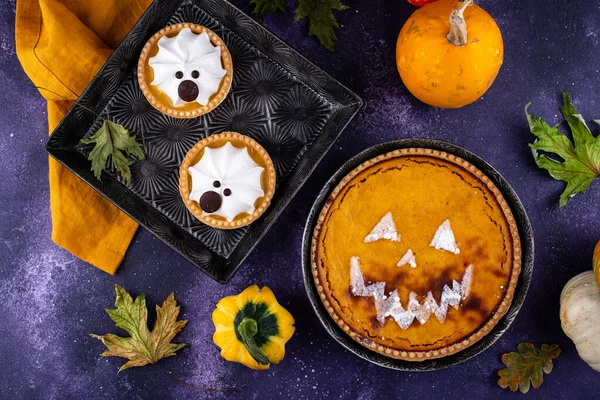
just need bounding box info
[90,284,187,372]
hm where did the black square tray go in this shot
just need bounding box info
[45,0,362,283]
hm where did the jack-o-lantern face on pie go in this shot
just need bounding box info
[311,149,521,361]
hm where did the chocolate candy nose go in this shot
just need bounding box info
[178,80,199,102]
[199,191,222,213]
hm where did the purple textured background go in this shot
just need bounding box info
[1,0,600,398]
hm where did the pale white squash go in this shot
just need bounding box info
[560,270,600,372]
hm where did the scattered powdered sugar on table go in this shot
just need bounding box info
[350,257,473,329]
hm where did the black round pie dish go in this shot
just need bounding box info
[301,139,534,371]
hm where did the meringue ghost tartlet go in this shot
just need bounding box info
[179,132,276,229]
[138,23,233,118]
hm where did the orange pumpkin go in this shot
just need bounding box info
[396,0,504,108]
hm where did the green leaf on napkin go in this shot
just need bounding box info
[526,91,600,206]
[294,0,348,52]
[90,284,187,372]
[498,343,560,393]
[80,119,145,184]
[250,0,286,20]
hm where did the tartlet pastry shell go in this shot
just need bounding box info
[137,23,233,119]
[179,132,276,229]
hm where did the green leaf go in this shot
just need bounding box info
[80,122,113,181]
[526,91,600,206]
[80,120,144,184]
[294,0,348,51]
[111,150,135,185]
[498,343,560,393]
[105,285,149,344]
[250,0,286,20]
[90,284,187,372]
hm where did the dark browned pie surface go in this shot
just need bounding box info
[313,151,521,359]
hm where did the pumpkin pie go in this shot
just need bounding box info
[311,148,521,360]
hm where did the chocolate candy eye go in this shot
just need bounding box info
[175,71,183,79]
[223,188,232,196]
[213,180,221,188]
[191,70,200,79]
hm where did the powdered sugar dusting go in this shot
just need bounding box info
[363,212,400,243]
[396,249,417,268]
[350,257,385,300]
[350,258,473,329]
[430,219,460,254]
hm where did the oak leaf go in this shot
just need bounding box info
[498,342,560,393]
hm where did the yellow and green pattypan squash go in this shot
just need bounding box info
[212,285,295,370]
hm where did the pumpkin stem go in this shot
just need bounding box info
[237,318,270,365]
[447,0,473,46]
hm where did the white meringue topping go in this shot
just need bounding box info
[188,142,264,222]
[149,27,227,107]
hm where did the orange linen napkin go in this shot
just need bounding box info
[16,0,153,274]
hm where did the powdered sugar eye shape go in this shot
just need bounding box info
[429,219,460,254]
[363,213,462,269]
[362,212,416,268]
[363,212,400,243]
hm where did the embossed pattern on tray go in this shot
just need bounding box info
[46,0,362,283]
